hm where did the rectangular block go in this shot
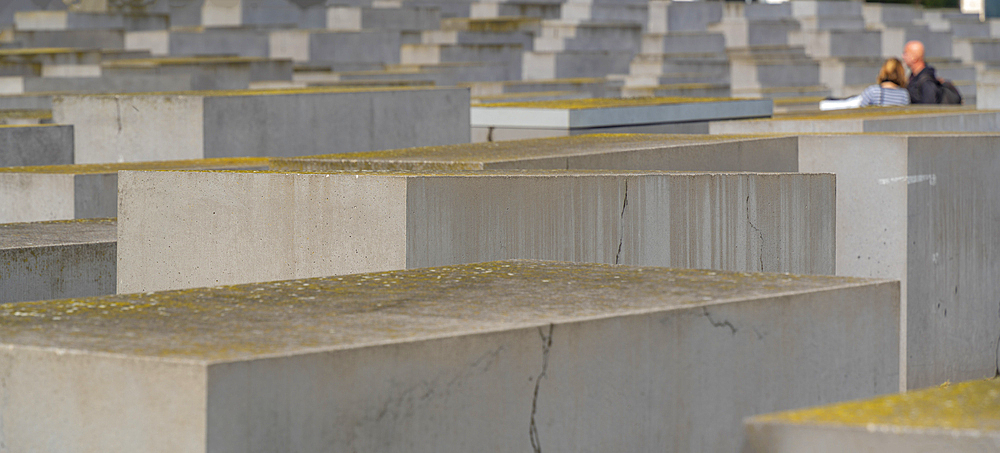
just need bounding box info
[0,218,115,303]
[0,260,899,452]
[0,74,193,95]
[52,86,470,164]
[745,378,1000,452]
[117,169,835,293]
[272,134,799,172]
[0,157,267,223]
[471,97,772,141]
[522,50,634,80]
[275,132,1000,390]
[269,30,401,65]
[100,56,293,91]
[14,10,167,31]
[709,108,1000,134]
[0,124,72,166]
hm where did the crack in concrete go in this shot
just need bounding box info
[746,194,764,272]
[529,324,554,453]
[703,307,738,335]
[372,345,506,424]
[615,180,629,265]
[994,332,999,378]
[115,96,123,134]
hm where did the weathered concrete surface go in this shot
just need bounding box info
[709,108,1000,134]
[0,124,73,166]
[117,169,835,293]
[0,157,267,223]
[0,218,115,303]
[0,260,898,453]
[272,134,800,172]
[274,132,1000,391]
[53,86,471,164]
[744,378,1000,452]
[471,97,772,141]
[98,56,293,91]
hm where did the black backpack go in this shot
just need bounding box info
[936,79,962,105]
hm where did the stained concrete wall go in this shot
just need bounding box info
[275,132,1000,390]
[0,218,116,303]
[708,110,1000,134]
[0,158,268,223]
[0,125,73,167]
[52,87,471,164]
[117,169,836,293]
[0,261,899,453]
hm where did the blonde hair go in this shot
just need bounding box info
[878,58,907,88]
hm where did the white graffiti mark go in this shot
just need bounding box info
[877,174,937,186]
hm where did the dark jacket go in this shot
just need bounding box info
[908,66,939,104]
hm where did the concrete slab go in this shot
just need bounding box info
[534,21,642,53]
[117,169,835,293]
[271,134,799,172]
[274,132,1000,390]
[0,124,72,166]
[269,30,401,66]
[729,54,823,95]
[470,2,561,19]
[0,109,51,125]
[130,28,271,58]
[664,0,723,33]
[709,108,997,134]
[323,6,440,31]
[52,86,470,164]
[99,56,293,91]
[13,11,167,31]
[788,30,882,58]
[11,29,127,49]
[0,74,193,95]
[523,50,633,80]
[0,157,267,223]
[470,97,772,141]
[745,378,1000,452]
[0,218,115,303]
[0,260,899,452]
[0,0,66,27]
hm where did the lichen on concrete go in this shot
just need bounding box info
[270,133,777,172]
[752,378,1000,432]
[476,96,751,109]
[0,156,268,175]
[0,260,880,363]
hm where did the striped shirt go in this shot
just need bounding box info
[858,85,910,107]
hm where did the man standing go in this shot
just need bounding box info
[903,40,938,104]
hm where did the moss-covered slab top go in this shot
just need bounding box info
[0,109,52,120]
[0,218,115,249]
[0,260,882,363]
[751,378,1000,433]
[440,17,543,32]
[101,56,279,67]
[59,85,451,99]
[0,156,267,175]
[0,47,93,56]
[472,97,773,128]
[475,96,753,109]
[766,105,980,122]
[270,133,777,171]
